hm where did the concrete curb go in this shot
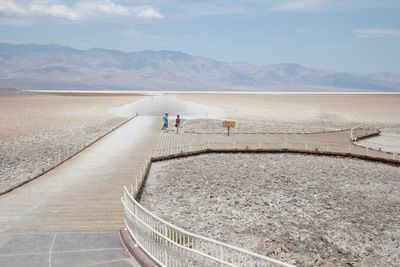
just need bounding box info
[120,228,158,267]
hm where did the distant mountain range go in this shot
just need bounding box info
[0,43,399,92]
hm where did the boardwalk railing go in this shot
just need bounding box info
[122,135,399,266]
[3,140,95,195]
[153,140,399,161]
[1,114,138,195]
[121,186,295,267]
[350,125,380,142]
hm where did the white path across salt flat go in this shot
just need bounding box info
[0,95,228,232]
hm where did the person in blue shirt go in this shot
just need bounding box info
[162,112,168,132]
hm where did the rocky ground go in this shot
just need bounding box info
[141,153,400,266]
[0,92,141,193]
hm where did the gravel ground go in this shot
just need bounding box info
[141,153,400,266]
[0,92,141,193]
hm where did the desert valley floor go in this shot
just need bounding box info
[1,90,399,266]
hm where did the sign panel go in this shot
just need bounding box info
[222,121,235,128]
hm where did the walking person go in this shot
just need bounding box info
[175,114,181,134]
[162,112,168,132]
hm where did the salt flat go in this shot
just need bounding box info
[178,93,400,131]
[1,90,399,266]
[141,153,400,266]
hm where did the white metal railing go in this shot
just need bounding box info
[181,120,350,135]
[121,186,295,267]
[350,125,380,142]
[350,125,361,142]
[122,136,399,266]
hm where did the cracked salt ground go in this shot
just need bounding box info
[140,153,400,266]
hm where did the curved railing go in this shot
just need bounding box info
[123,135,399,266]
[121,186,295,267]
[350,125,380,142]
[153,140,399,161]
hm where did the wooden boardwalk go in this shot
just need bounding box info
[154,130,399,162]
[0,116,161,232]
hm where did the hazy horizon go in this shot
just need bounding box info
[2,41,400,77]
[1,1,400,74]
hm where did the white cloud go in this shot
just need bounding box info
[1,0,399,24]
[137,7,163,19]
[88,0,129,16]
[29,3,83,20]
[353,28,400,38]
[0,0,130,21]
[0,0,28,16]
[273,0,328,12]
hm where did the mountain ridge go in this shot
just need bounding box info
[0,43,399,92]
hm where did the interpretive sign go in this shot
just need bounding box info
[222,121,235,136]
[222,121,235,128]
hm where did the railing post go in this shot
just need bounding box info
[326,144,329,152]
[366,147,369,156]
[58,153,61,163]
[305,143,308,151]
[122,186,297,267]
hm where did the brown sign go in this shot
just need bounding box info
[222,121,235,128]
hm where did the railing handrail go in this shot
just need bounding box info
[123,186,295,267]
[123,131,399,266]
[350,125,382,141]
[122,196,238,267]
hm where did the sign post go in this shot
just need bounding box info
[222,121,236,136]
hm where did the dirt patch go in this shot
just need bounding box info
[141,153,400,266]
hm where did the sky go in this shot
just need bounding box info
[0,0,400,73]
